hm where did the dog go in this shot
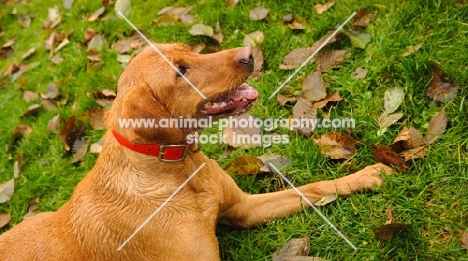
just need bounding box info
[0,44,392,260]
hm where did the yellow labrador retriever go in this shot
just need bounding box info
[0,44,392,260]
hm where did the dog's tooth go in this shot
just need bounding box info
[220,102,227,107]
[212,103,219,108]
[204,102,211,108]
[241,98,247,102]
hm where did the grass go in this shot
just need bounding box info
[1,0,467,260]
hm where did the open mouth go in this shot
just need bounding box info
[200,83,258,116]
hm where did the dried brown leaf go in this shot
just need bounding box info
[47,115,61,134]
[41,83,59,99]
[84,28,97,43]
[225,0,239,7]
[316,50,348,72]
[88,109,105,130]
[0,214,11,229]
[90,138,104,154]
[21,104,41,118]
[13,151,24,179]
[461,232,468,250]
[373,223,411,242]
[23,198,39,219]
[272,238,310,261]
[23,90,39,102]
[312,91,342,109]
[302,71,328,102]
[50,53,63,64]
[0,179,14,204]
[291,97,317,137]
[371,145,409,171]
[258,153,292,173]
[392,127,424,151]
[385,206,394,225]
[424,110,447,144]
[277,93,298,106]
[427,65,458,102]
[249,46,263,81]
[352,8,372,27]
[314,194,338,206]
[313,131,356,159]
[21,48,36,60]
[249,7,268,21]
[71,139,89,163]
[399,145,428,161]
[189,23,214,37]
[353,67,368,79]
[60,116,86,153]
[7,125,32,155]
[314,1,335,14]
[40,97,58,112]
[88,6,105,22]
[212,21,223,43]
[243,30,264,48]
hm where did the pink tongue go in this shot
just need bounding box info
[230,83,259,101]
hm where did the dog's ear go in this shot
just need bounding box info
[105,85,185,145]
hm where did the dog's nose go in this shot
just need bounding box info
[237,47,254,70]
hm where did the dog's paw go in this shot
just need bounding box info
[346,163,393,190]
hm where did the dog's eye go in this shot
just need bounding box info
[176,66,189,78]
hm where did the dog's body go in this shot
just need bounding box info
[0,44,392,260]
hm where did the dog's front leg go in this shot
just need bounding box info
[218,163,392,228]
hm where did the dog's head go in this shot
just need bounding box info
[106,43,258,144]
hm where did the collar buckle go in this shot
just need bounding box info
[158,144,188,162]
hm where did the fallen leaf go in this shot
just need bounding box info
[461,232,468,250]
[399,145,428,161]
[44,32,56,51]
[115,0,131,16]
[392,127,424,151]
[314,1,335,14]
[88,34,104,51]
[371,145,409,170]
[84,28,97,43]
[291,97,317,137]
[63,0,74,9]
[258,153,292,173]
[88,6,105,22]
[342,29,371,49]
[225,0,239,7]
[373,223,411,242]
[353,67,368,79]
[47,115,61,134]
[302,71,328,102]
[23,198,39,219]
[383,87,405,115]
[41,83,59,99]
[249,46,263,81]
[20,104,41,118]
[18,13,33,28]
[249,7,268,21]
[312,91,342,109]
[71,139,89,163]
[43,5,61,29]
[224,155,265,175]
[286,15,307,30]
[40,97,58,112]
[314,194,338,206]
[0,214,11,228]
[7,125,32,154]
[427,65,458,102]
[352,8,372,27]
[378,112,404,130]
[402,43,423,57]
[21,48,36,60]
[243,30,264,48]
[88,109,105,130]
[54,38,70,53]
[212,21,223,43]
[223,113,262,148]
[60,116,86,153]
[272,238,310,261]
[13,151,24,179]
[277,94,298,106]
[385,205,394,225]
[424,110,447,144]
[316,50,348,72]
[23,90,39,102]
[50,53,63,64]
[189,23,214,38]
[280,30,343,69]
[0,179,14,204]
[90,138,104,154]
[283,14,293,23]
[313,131,356,159]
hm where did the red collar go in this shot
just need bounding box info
[111,130,198,162]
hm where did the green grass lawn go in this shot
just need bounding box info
[1,0,467,260]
